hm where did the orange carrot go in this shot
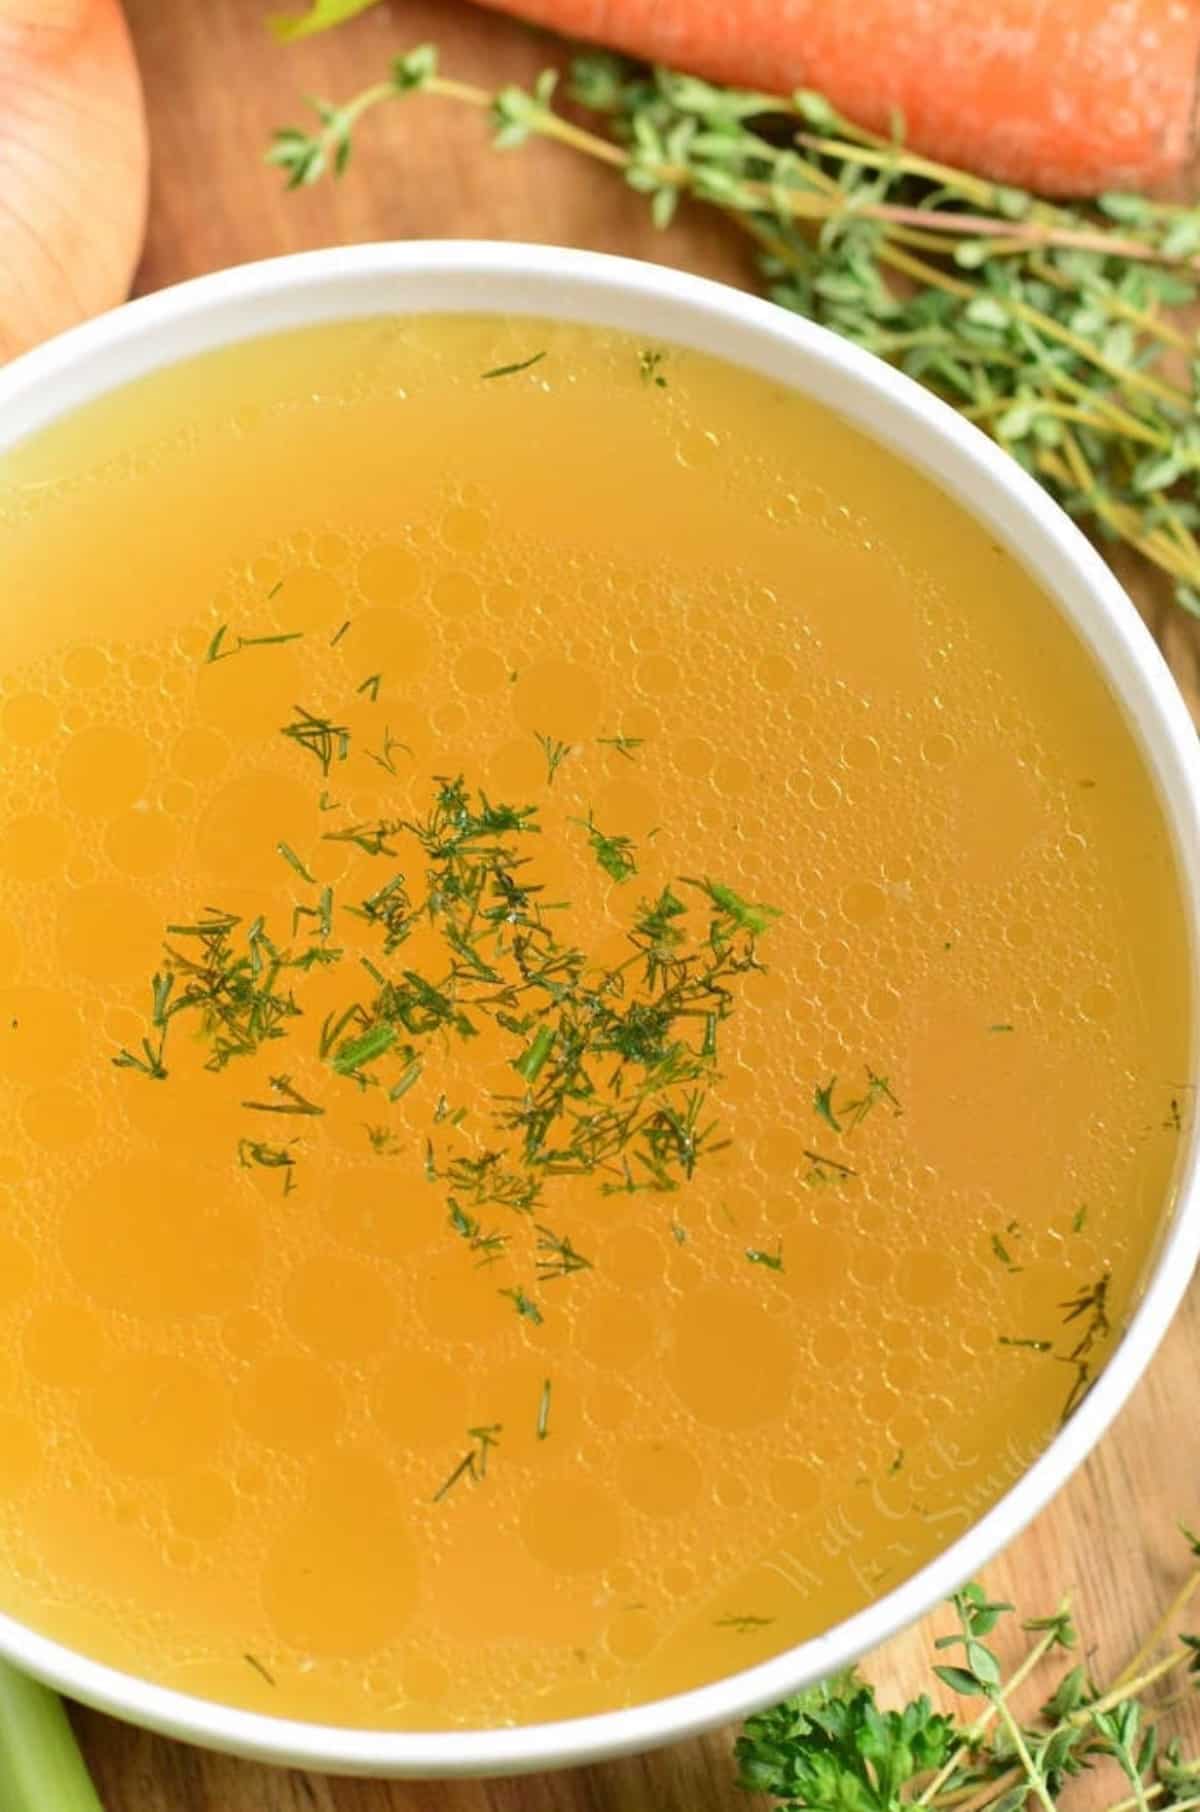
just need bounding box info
[471,0,1200,195]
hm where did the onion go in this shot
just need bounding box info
[0,0,148,362]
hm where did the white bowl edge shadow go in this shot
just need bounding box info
[0,241,1197,1777]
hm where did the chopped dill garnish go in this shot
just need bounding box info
[803,1149,857,1186]
[683,876,782,943]
[639,348,668,387]
[746,1241,784,1272]
[292,884,335,945]
[357,672,382,701]
[282,704,350,776]
[999,1336,1053,1353]
[126,764,778,1335]
[989,1023,1015,1033]
[499,1284,544,1325]
[535,1225,592,1279]
[576,810,637,882]
[481,350,546,380]
[670,1220,688,1244]
[448,1202,508,1266]
[813,1076,842,1133]
[389,1058,424,1101]
[277,841,316,884]
[318,790,341,812]
[266,580,284,601]
[238,631,302,651]
[513,1024,556,1085]
[1072,1204,1088,1234]
[112,972,174,1080]
[597,734,645,760]
[330,619,350,647]
[330,1020,397,1078]
[322,817,404,857]
[432,1424,502,1503]
[990,1232,1022,1273]
[534,730,573,784]
[238,1138,298,1193]
[238,1137,297,1170]
[242,1074,325,1116]
[889,1449,905,1475]
[536,1378,552,1441]
[841,1068,902,1132]
[204,624,230,663]
[111,1037,169,1081]
[205,625,302,663]
[243,1653,276,1687]
[150,911,308,1072]
[363,1122,401,1155]
[366,727,412,776]
[715,1614,774,1633]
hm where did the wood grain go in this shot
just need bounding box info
[68,2,1200,1805]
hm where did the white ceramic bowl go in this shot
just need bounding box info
[0,242,1197,1778]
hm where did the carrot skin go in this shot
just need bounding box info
[472,0,1200,195]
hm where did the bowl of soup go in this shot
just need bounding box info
[0,242,1195,1777]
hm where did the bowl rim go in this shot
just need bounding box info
[0,239,1197,1777]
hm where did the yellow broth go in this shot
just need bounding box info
[0,316,1190,1728]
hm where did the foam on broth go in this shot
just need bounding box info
[0,315,1190,1729]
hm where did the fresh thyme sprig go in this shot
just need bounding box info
[269,43,1200,619]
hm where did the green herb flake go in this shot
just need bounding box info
[534,730,573,784]
[481,351,546,380]
[803,1149,857,1186]
[363,1122,400,1155]
[331,1020,397,1077]
[598,735,645,760]
[813,1076,842,1132]
[366,727,412,776]
[277,841,316,884]
[990,1232,1022,1273]
[499,1284,543,1325]
[535,1225,592,1280]
[576,811,637,883]
[205,624,302,663]
[432,1422,502,1503]
[746,1242,784,1272]
[282,705,350,777]
[242,1075,325,1117]
[639,348,668,387]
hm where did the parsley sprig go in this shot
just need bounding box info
[737,1534,1200,1812]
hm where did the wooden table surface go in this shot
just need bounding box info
[66,2,1200,1805]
